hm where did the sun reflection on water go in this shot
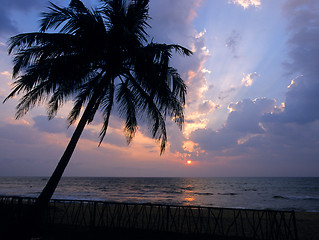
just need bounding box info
[184,196,195,202]
[184,184,195,203]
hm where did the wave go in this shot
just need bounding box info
[218,193,238,196]
[244,188,257,192]
[194,192,214,196]
[273,195,319,201]
[162,190,183,194]
[181,186,194,191]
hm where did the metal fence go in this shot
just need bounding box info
[0,195,298,239]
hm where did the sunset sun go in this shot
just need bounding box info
[187,160,192,165]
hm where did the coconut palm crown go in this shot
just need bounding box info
[4,0,191,207]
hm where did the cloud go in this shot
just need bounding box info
[230,0,261,9]
[33,115,68,134]
[218,87,237,101]
[268,0,319,124]
[283,1,319,77]
[32,114,129,148]
[198,100,220,114]
[241,72,259,87]
[225,30,241,58]
[191,128,239,152]
[0,123,44,144]
[177,29,210,107]
[190,98,275,153]
[148,0,209,109]
[267,75,319,124]
[1,71,11,77]
[0,41,7,55]
[148,0,203,44]
[227,98,275,133]
[0,0,43,36]
[185,0,319,171]
[0,12,17,35]
[182,99,220,137]
[96,128,127,147]
[0,71,11,97]
[0,119,171,176]
[0,0,42,11]
[188,97,319,176]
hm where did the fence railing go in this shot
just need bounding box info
[0,195,298,239]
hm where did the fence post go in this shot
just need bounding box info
[292,211,298,240]
[91,201,97,227]
[17,197,22,223]
[166,205,170,232]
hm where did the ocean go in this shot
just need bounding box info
[0,177,318,212]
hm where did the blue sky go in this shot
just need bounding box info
[0,0,318,177]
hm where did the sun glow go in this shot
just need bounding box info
[187,160,192,165]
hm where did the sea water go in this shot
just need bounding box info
[0,177,318,212]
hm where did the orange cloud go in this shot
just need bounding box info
[5,117,31,126]
[182,140,198,152]
[237,133,259,145]
[187,0,204,22]
[1,71,11,77]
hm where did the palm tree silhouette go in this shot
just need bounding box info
[4,0,191,208]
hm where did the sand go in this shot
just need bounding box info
[1,196,319,239]
[295,212,319,240]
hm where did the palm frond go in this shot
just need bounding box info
[4,62,52,104]
[126,72,167,154]
[9,32,78,77]
[69,0,87,13]
[116,79,138,144]
[99,79,115,145]
[40,0,102,37]
[126,0,150,43]
[40,2,76,32]
[14,79,52,119]
[167,44,193,56]
[67,78,100,125]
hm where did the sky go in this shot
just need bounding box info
[0,0,319,177]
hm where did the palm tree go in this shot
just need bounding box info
[4,0,191,208]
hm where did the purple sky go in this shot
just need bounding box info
[0,0,319,177]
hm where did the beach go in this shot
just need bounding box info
[295,212,319,240]
[43,212,319,240]
[3,196,318,239]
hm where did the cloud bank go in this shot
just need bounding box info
[184,0,319,176]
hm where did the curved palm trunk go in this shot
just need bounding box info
[35,92,100,209]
